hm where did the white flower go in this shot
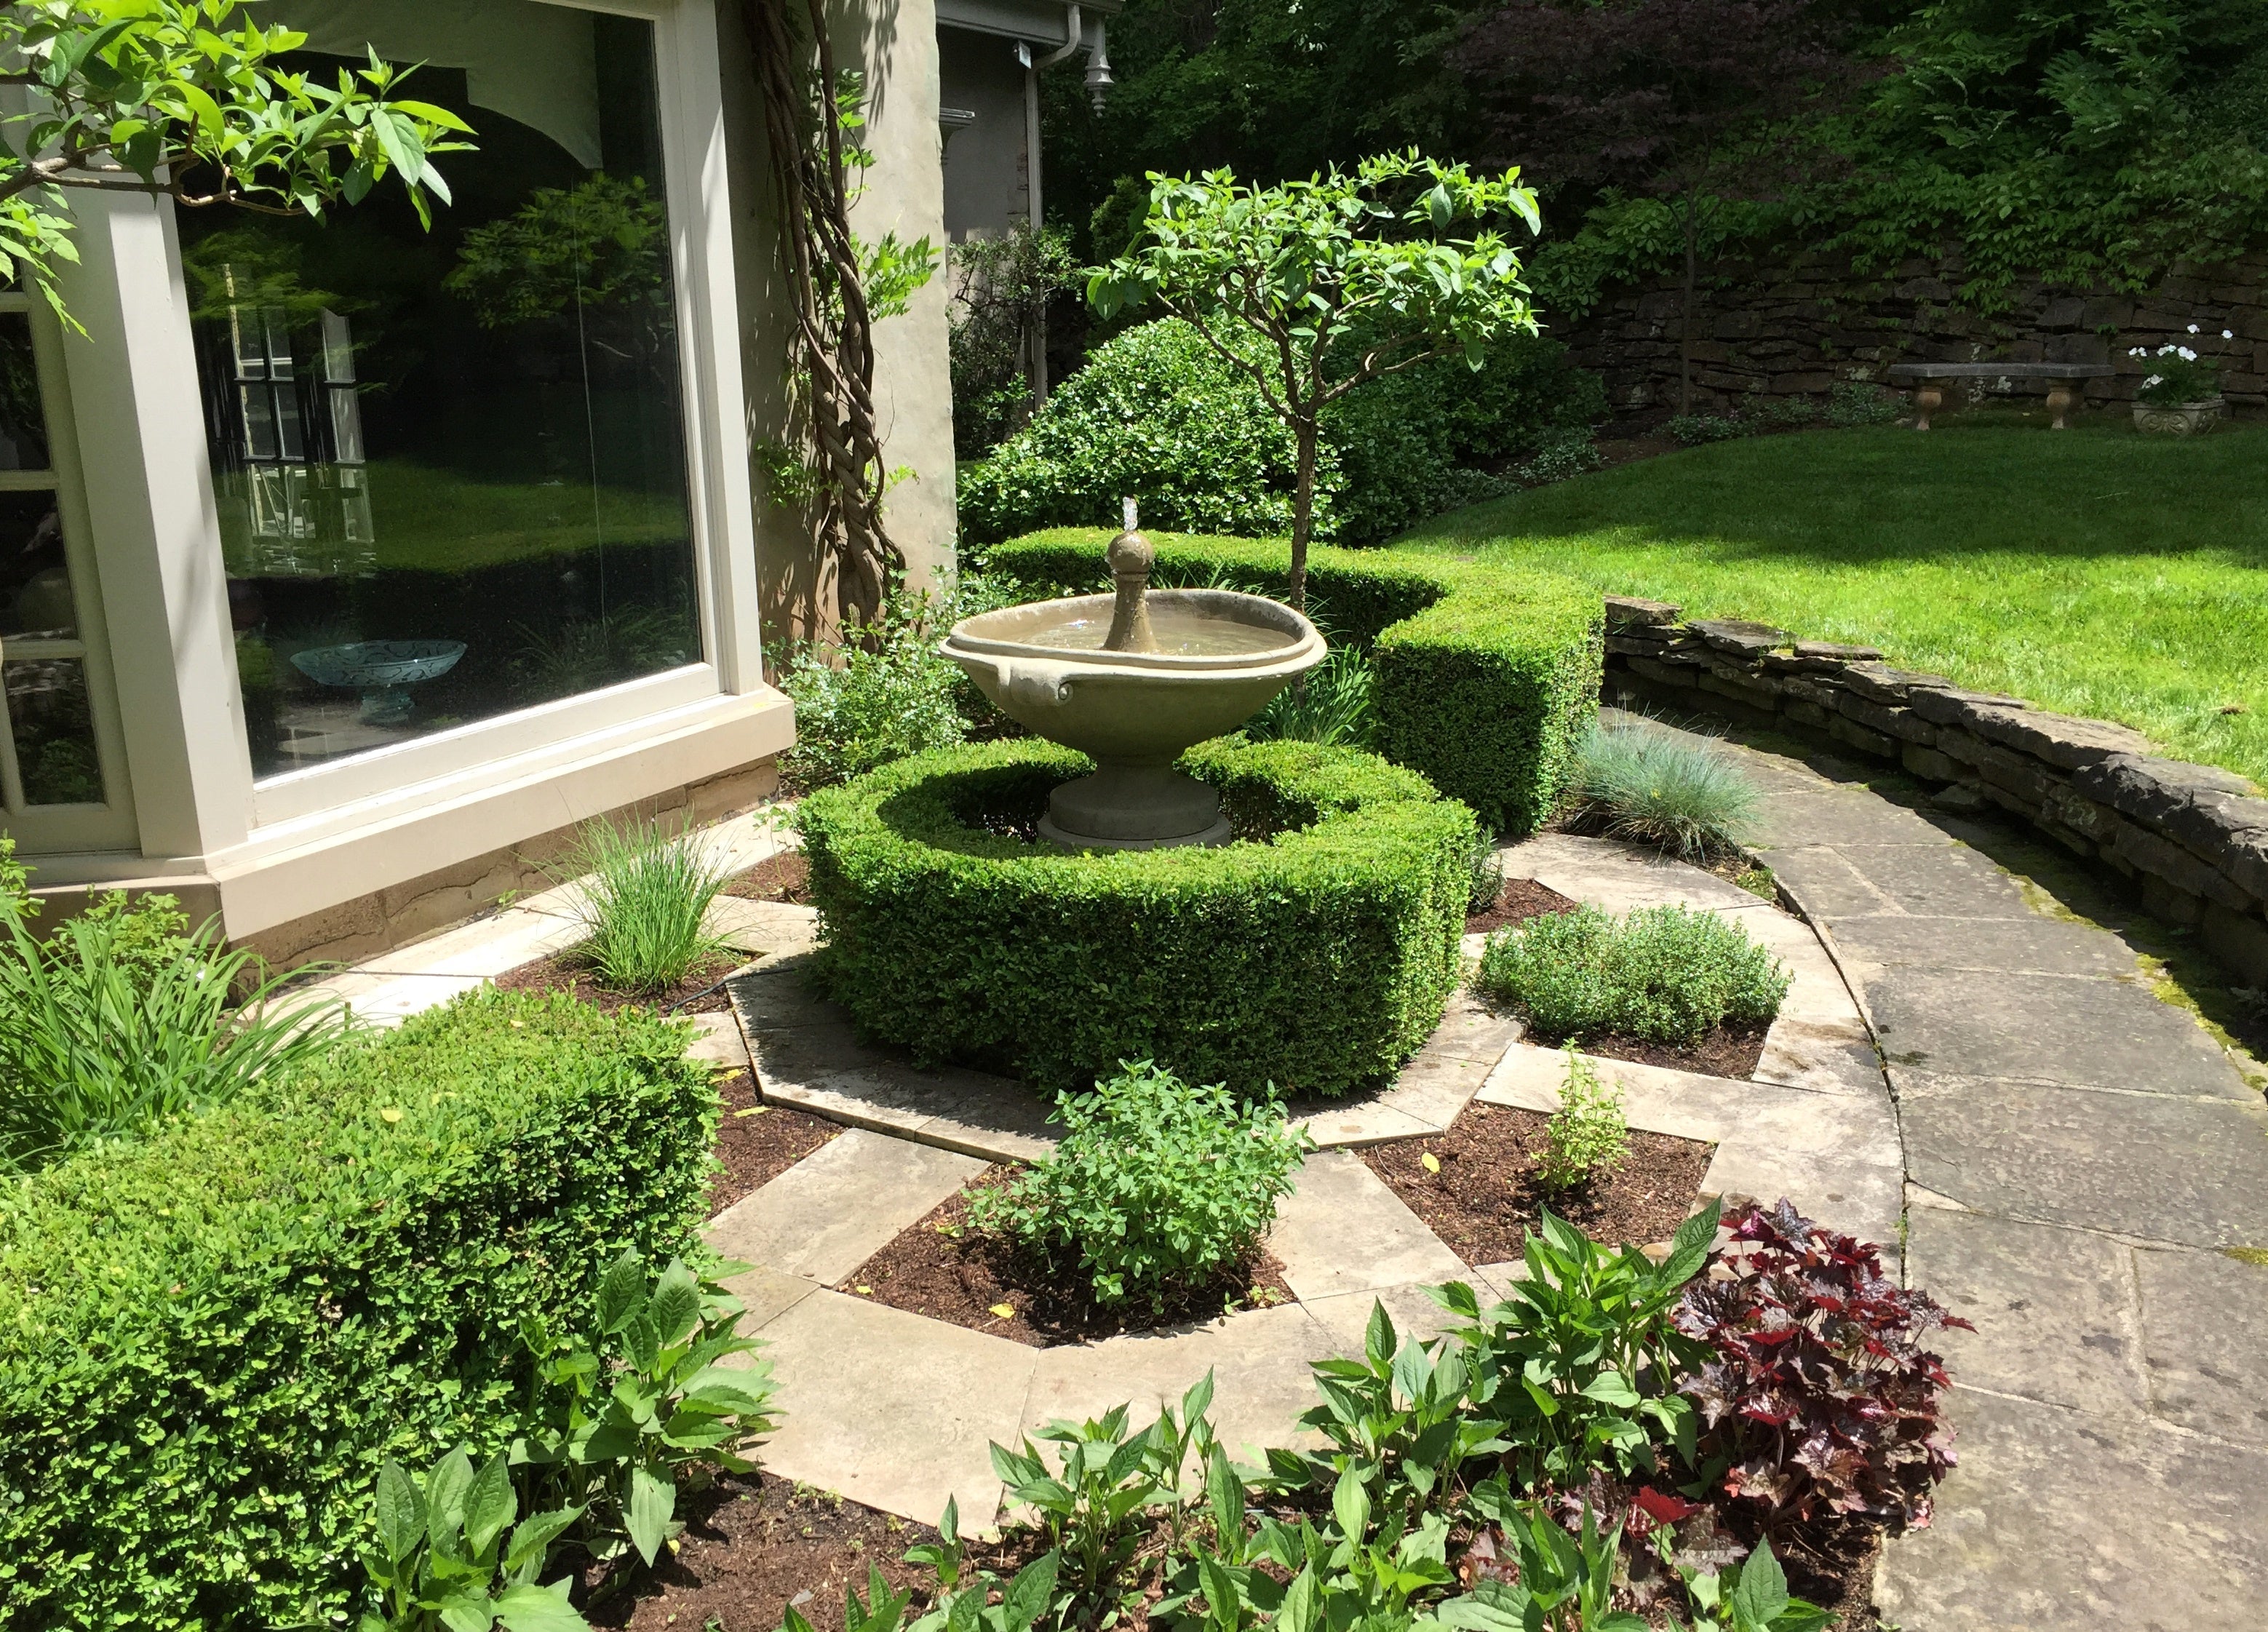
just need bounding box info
[2144,374,2165,388]
[2225,330,2236,340]
[2179,346,2197,361]
[2188,323,2200,334]
[2130,346,2146,357]
[2157,344,2176,355]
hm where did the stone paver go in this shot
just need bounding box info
[686,1010,749,1068]
[744,1286,1035,1529]
[1872,1387,2268,1631]
[2135,1247,2268,1445]
[1267,1151,1468,1301]
[705,1129,985,1283]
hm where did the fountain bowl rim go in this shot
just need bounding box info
[941,588,1326,675]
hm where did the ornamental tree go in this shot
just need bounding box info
[1089,151,1541,610]
[0,0,469,322]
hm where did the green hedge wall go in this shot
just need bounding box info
[0,990,717,1632]
[980,531,1602,835]
[797,736,1476,1099]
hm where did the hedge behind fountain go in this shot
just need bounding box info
[795,736,1477,1097]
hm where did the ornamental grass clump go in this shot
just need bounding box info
[1478,903,1789,1046]
[556,816,734,995]
[969,1061,1310,1310]
[1568,717,1759,861]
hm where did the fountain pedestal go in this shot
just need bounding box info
[1040,761,1230,850]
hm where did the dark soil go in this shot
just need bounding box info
[492,947,745,1014]
[1362,1101,1714,1265]
[1466,876,1582,936]
[841,1172,1295,1347]
[1529,1019,1774,1081]
[709,1068,840,1217]
[728,849,813,904]
[588,1472,936,1632]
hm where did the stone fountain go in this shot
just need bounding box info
[942,503,1325,849]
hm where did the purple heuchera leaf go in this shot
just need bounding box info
[1675,1198,1973,1532]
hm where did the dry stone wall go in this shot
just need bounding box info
[1558,245,2268,419]
[1602,598,2268,987]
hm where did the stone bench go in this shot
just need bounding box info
[1887,362,2116,431]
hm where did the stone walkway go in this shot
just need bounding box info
[1701,726,2268,1630]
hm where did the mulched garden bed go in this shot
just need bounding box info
[1362,1100,1714,1265]
[493,947,746,1015]
[588,1472,936,1632]
[1466,875,1581,935]
[729,848,813,904]
[1531,1019,1774,1082]
[840,1170,1294,1347]
[709,1067,840,1217]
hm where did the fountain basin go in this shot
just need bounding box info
[942,588,1325,848]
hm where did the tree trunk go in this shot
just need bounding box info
[1679,194,1698,418]
[1289,418,1319,613]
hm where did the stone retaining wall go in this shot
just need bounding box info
[1601,598,2268,987]
[1559,245,2268,419]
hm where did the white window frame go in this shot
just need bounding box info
[33,0,760,868]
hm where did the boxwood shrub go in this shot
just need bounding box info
[980,531,1603,836]
[796,736,1476,1097]
[0,989,716,1632]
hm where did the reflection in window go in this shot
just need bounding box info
[0,490,71,640]
[183,2,699,779]
[5,658,101,806]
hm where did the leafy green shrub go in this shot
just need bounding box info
[796,736,1475,1096]
[359,1446,586,1632]
[0,893,353,1172]
[1513,428,1602,487]
[0,988,716,1631]
[2133,341,2224,405]
[1826,381,1904,427]
[1666,413,1751,445]
[1477,904,1790,1045]
[949,224,1079,458]
[780,571,1030,789]
[958,319,1329,544]
[1536,1046,1628,1193]
[552,816,733,994]
[1567,717,1759,861]
[958,319,1604,548]
[983,531,1603,836]
[971,1062,1308,1309]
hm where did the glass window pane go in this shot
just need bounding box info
[0,490,73,640]
[0,314,50,471]
[5,657,104,805]
[183,3,700,781]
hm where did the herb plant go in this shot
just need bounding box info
[1536,1046,1629,1193]
[1567,718,1759,861]
[0,892,353,1171]
[1675,1199,1970,1532]
[512,1251,779,1568]
[553,816,735,995]
[992,1406,1169,1619]
[968,1062,1309,1309]
[1434,1201,1722,1490]
[359,1447,586,1632]
[1478,903,1788,1046]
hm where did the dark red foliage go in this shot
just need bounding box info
[1674,1198,1973,1533]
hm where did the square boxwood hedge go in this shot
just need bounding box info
[0,989,716,1632]
[796,736,1476,1097]
[980,530,1603,835]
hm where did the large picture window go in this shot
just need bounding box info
[183,1,701,779]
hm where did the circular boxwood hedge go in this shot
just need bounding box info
[795,736,1478,1099]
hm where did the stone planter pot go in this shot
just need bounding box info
[2132,397,2225,435]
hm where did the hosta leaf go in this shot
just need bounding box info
[626,1461,675,1566]
[648,1257,702,1347]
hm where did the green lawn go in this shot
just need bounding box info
[1396,419,2268,784]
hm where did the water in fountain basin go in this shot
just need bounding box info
[1019,604,1297,657]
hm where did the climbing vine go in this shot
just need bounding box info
[747,0,937,633]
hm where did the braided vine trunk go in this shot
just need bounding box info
[747,0,902,633]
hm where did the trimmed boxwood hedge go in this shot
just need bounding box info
[0,990,716,1632]
[981,530,1604,836]
[796,736,1477,1098]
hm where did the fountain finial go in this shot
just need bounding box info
[1102,495,1156,653]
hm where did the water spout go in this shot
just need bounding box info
[1102,495,1157,654]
